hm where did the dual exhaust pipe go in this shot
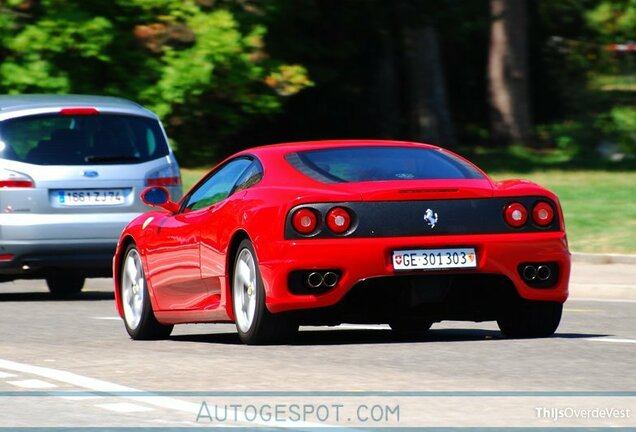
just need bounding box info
[522,264,552,282]
[306,271,339,289]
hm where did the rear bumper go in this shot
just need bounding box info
[0,212,140,241]
[257,232,571,313]
[0,211,141,280]
[0,239,117,279]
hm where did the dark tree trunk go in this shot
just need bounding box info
[402,25,456,148]
[375,0,455,148]
[373,30,401,138]
[488,0,533,146]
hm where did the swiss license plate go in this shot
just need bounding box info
[57,189,125,206]
[392,248,477,271]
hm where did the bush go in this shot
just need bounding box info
[595,106,636,155]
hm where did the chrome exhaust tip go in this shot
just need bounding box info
[522,265,537,281]
[323,271,339,288]
[306,272,324,288]
[537,265,552,281]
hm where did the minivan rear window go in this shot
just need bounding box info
[286,146,485,183]
[0,113,170,165]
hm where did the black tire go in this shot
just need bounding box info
[120,243,173,340]
[389,318,433,337]
[232,239,298,345]
[46,272,85,297]
[497,300,563,338]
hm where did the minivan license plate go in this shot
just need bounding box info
[57,189,125,206]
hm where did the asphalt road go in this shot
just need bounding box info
[0,261,634,429]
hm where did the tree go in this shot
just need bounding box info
[0,0,312,164]
[253,0,460,148]
[395,1,455,147]
[487,0,533,146]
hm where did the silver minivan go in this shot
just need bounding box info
[0,95,181,295]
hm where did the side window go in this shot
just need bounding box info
[233,159,263,193]
[183,158,252,211]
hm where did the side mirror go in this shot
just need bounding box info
[141,186,180,213]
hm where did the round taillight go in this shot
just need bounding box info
[326,207,351,234]
[292,208,318,234]
[504,203,528,228]
[532,202,554,226]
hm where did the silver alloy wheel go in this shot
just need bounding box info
[233,248,258,333]
[121,248,145,330]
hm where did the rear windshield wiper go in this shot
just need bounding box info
[84,155,141,163]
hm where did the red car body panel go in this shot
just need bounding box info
[113,140,570,326]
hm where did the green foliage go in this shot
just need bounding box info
[0,0,312,165]
[0,0,633,164]
[595,106,636,153]
[524,1,636,159]
[586,0,636,40]
[535,122,587,156]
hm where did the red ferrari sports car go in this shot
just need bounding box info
[113,140,570,344]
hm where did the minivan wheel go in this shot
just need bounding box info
[46,272,85,296]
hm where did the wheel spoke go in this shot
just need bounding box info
[122,283,132,305]
[233,247,260,334]
[242,293,250,313]
[126,256,138,282]
[136,273,145,293]
[122,249,145,330]
[237,260,251,288]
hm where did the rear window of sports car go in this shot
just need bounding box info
[286,147,484,183]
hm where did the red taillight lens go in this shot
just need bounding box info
[504,203,528,228]
[292,208,318,234]
[532,202,554,226]
[0,254,15,262]
[145,165,181,187]
[0,180,34,188]
[0,169,34,188]
[145,176,181,187]
[60,107,99,116]
[326,207,351,234]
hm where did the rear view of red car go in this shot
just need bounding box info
[113,140,570,344]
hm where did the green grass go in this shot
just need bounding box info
[181,167,209,192]
[180,167,636,254]
[490,170,636,254]
[590,73,636,92]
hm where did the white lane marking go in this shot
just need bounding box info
[585,337,636,344]
[571,283,636,290]
[7,379,57,389]
[0,358,324,428]
[568,298,636,303]
[563,308,603,313]
[0,371,16,378]
[92,317,121,320]
[299,324,390,331]
[61,394,103,400]
[96,402,154,413]
[0,358,198,413]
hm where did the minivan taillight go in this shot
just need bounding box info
[145,165,181,187]
[60,107,99,116]
[146,176,181,187]
[0,169,34,188]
